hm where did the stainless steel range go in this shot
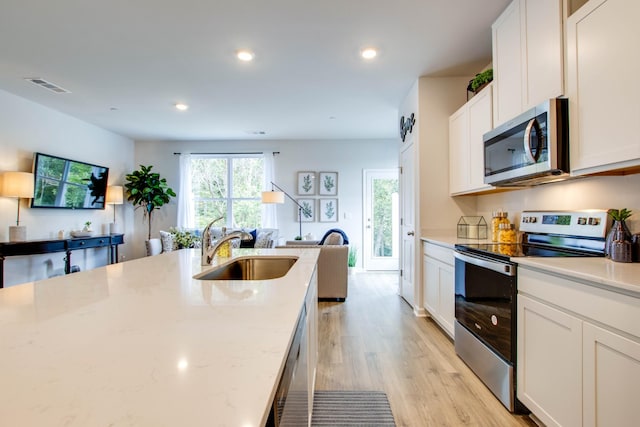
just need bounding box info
[453,210,610,413]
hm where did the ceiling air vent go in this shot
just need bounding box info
[25,78,71,94]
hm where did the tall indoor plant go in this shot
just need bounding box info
[125,165,176,240]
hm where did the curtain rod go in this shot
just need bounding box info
[173,151,280,155]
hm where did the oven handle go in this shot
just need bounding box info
[454,251,516,276]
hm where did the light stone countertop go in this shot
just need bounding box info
[515,257,640,298]
[421,231,492,249]
[0,247,320,427]
[422,233,640,298]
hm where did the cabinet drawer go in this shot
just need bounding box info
[519,267,640,340]
[423,242,454,266]
[67,237,110,250]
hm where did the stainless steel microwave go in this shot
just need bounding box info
[483,98,569,187]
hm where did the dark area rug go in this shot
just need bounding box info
[311,390,396,426]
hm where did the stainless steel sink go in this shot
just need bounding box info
[194,256,298,281]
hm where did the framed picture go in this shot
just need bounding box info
[297,199,315,222]
[318,171,338,196]
[297,171,316,195]
[319,198,338,222]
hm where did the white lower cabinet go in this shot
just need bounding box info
[518,295,582,427]
[518,266,640,427]
[422,242,455,338]
[583,323,640,427]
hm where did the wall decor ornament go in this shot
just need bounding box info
[318,172,338,196]
[319,199,338,222]
[297,198,315,222]
[297,171,316,195]
[399,113,415,142]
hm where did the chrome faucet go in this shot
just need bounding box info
[201,219,252,265]
[201,216,224,266]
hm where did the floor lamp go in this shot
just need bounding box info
[261,181,305,239]
[106,185,123,234]
[0,171,34,242]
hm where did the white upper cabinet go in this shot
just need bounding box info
[492,0,564,127]
[449,84,494,195]
[567,0,640,175]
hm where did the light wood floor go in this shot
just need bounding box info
[315,271,537,427]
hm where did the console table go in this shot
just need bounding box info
[0,234,124,288]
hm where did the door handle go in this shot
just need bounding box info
[407,231,415,236]
[523,118,542,164]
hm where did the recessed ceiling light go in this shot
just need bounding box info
[237,50,255,62]
[175,103,189,111]
[361,48,378,60]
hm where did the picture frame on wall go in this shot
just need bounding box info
[319,198,338,222]
[297,199,315,222]
[318,171,338,196]
[297,171,316,195]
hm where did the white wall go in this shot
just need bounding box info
[0,89,135,286]
[133,139,397,263]
[474,174,640,232]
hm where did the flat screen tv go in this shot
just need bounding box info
[31,152,109,209]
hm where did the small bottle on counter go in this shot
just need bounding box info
[498,223,517,256]
[492,211,510,242]
[498,223,517,243]
[218,227,231,257]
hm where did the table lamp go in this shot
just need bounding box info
[0,171,35,242]
[105,185,123,234]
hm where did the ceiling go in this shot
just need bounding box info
[0,0,510,141]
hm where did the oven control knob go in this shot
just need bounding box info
[491,315,498,326]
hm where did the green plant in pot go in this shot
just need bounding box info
[469,69,493,93]
[605,208,632,258]
[348,246,358,268]
[125,165,176,240]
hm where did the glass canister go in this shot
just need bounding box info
[498,223,517,256]
[492,211,510,242]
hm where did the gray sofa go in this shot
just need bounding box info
[277,240,348,301]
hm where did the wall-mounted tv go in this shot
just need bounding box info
[31,152,109,209]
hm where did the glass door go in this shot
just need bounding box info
[363,169,399,271]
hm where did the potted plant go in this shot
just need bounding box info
[606,208,633,259]
[348,246,358,274]
[467,69,493,96]
[125,165,176,240]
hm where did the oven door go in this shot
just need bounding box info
[453,251,516,362]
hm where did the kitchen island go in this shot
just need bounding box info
[0,247,319,427]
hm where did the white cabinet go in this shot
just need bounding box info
[492,0,564,127]
[449,84,494,195]
[518,266,640,427]
[518,295,582,427]
[566,0,640,175]
[422,242,455,338]
[583,323,640,427]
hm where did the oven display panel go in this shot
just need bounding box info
[542,214,572,225]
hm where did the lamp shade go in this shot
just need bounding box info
[0,172,34,198]
[261,191,285,204]
[106,185,124,205]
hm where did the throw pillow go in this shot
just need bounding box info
[159,230,175,252]
[240,229,257,248]
[322,232,344,245]
[254,230,274,248]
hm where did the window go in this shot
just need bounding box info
[190,155,264,229]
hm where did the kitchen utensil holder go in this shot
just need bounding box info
[457,216,488,240]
